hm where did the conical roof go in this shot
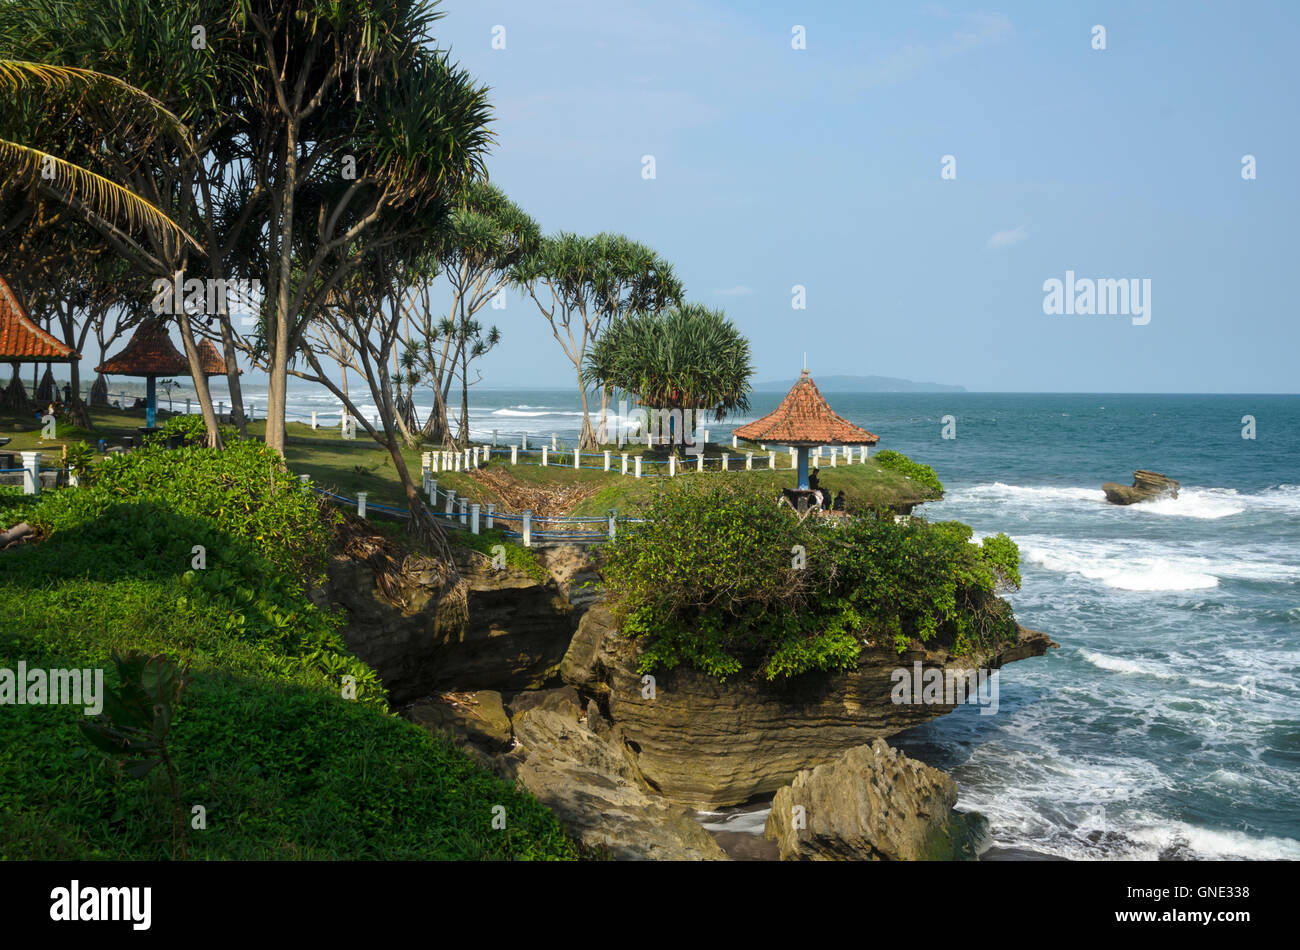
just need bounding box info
[197,339,240,377]
[732,369,879,446]
[95,319,190,377]
[0,275,78,362]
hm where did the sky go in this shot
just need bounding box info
[417,0,1300,393]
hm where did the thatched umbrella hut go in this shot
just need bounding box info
[94,318,189,429]
[732,368,879,490]
[0,275,78,413]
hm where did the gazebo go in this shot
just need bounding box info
[732,369,879,490]
[0,275,78,413]
[95,318,190,428]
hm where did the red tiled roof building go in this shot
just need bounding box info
[95,319,191,428]
[733,369,879,489]
[1,275,77,411]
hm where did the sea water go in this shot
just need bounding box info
[253,385,1299,858]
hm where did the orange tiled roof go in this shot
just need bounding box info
[733,369,879,445]
[197,339,240,376]
[95,319,190,376]
[0,276,78,362]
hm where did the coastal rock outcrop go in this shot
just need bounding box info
[763,738,987,861]
[1102,469,1180,505]
[561,604,1057,809]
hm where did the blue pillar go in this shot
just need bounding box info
[797,446,810,489]
[146,376,156,428]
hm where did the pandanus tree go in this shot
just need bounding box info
[583,303,754,451]
[518,232,682,449]
[232,0,493,458]
[435,184,539,446]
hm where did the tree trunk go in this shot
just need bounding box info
[265,120,298,457]
[175,311,223,449]
[216,312,247,439]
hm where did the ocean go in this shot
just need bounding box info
[236,383,1300,859]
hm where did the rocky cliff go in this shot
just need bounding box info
[561,604,1057,809]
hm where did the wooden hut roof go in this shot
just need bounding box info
[732,369,879,446]
[95,319,190,377]
[0,276,77,362]
[197,339,239,376]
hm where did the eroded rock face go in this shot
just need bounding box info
[501,707,729,861]
[323,554,576,705]
[764,739,987,861]
[1103,469,1180,505]
[562,604,1057,809]
[405,685,729,861]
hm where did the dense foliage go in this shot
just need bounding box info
[601,477,1020,681]
[0,444,576,860]
[872,450,944,495]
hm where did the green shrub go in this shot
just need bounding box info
[873,450,943,494]
[602,477,1020,681]
[146,413,238,448]
[0,445,578,859]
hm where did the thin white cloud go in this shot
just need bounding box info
[987,225,1030,249]
[715,285,754,296]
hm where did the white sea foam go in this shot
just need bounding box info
[1135,488,1245,519]
[1021,541,1220,591]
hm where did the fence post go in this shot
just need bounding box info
[492,429,498,447]
[421,452,431,486]
[746,452,753,470]
[541,446,548,466]
[522,509,532,547]
[768,451,776,470]
[634,456,642,479]
[470,503,480,535]
[732,434,737,449]
[20,451,40,495]
[511,445,518,465]
[218,401,224,419]
[522,432,528,451]
[574,448,581,470]
[668,455,676,477]
[486,503,495,529]
[722,452,729,472]
[790,449,798,470]
[459,498,467,525]
[356,491,367,518]
[608,508,617,541]
[186,398,192,415]
[621,453,628,476]
[830,448,837,467]
[604,450,611,472]
[862,445,869,462]
[429,479,437,506]
[445,490,455,516]
[300,474,310,491]
[551,432,557,451]
[697,453,704,473]
[311,410,318,429]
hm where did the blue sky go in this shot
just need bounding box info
[427,0,1299,392]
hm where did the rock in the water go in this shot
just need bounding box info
[501,709,729,861]
[1103,469,1180,505]
[763,739,988,861]
[561,604,1057,809]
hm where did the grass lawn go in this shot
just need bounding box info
[2,408,939,518]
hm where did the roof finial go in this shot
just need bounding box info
[803,352,806,371]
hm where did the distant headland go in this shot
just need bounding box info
[754,374,967,394]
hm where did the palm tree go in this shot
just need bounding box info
[583,303,754,451]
